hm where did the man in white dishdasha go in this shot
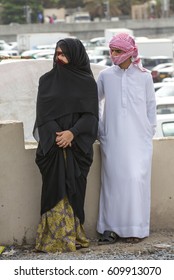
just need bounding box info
[97,33,157,245]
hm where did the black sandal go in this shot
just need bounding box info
[76,244,83,250]
[98,231,118,245]
[125,237,143,244]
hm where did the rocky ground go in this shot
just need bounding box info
[0,230,174,260]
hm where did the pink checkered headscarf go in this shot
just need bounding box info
[109,33,147,72]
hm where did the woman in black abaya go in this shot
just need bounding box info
[33,38,98,253]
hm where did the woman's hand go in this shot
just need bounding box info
[56,130,74,148]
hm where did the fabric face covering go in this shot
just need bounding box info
[111,50,134,65]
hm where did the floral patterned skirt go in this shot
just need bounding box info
[35,196,89,253]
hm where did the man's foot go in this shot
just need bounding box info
[124,237,143,244]
[98,231,119,245]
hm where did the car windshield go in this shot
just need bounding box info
[156,86,174,97]
[162,122,174,136]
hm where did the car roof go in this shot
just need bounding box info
[157,66,174,73]
[155,81,174,88]
[152,63,173,70]
[156,96,174,105]
[94,46,109,50]
[141,56,172,59]
[157,113,174,121]
[90,37,105,43]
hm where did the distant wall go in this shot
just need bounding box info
[0,121,174,245]
[0,18,174,42]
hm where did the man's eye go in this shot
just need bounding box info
[111,49,122,53]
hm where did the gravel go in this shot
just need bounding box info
[0,230,174,260]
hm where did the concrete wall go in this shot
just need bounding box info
[1,18,174,42]
[0,121,174,246]
[0,121,41,245]
[151,139,174,230]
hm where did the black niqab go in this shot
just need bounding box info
[34,38,98,131]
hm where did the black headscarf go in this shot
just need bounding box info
[34,38,98,135]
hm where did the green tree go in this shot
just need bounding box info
[57,0,84,9]
[0,0,85,24]
[1,0,174,24]
[83,0,119,19]
[83,0,142,19]
[1,0,44,24]
[41,0,59,8]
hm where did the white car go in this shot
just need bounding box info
[93,46,110,57]
[154,114,174,138]
[141,56,173,70]
[32,49,55,59]
[88,47,110,64]
[156,96,174,115]
[154,82,165,91]
[162,77,174,82]
[154,87,174,138]
[151,63,174,82]
[20,49,43,58]
[89,37,106,47]
[0,40,12,51]
[0,50,18,57]
[89,55,105,64]
[97,57,113,66]
[155,82,174,97]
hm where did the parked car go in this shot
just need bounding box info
[141,56,173,71]
[0,50,18,57]
[156,96,174,115]
[93,46,110,57]
[97,56,113,66]
[88,46,110,64]
[32,49,55,59]
[20,49,43,58]
[89,55,105,64]
[151,63,174,82]
[154,114,174,137]
[89,37,106,47]
[155,82,174,97]
[162,77,174,82]
[154,82,165,91]
[0,40,12,51]
[8,41,18,50]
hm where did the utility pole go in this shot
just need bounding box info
[103,1,110,20]
[24,2,32,23]
[161,0,170,17]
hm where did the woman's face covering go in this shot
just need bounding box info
[56,47,69,64]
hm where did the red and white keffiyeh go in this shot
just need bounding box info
[109,33,147,72]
